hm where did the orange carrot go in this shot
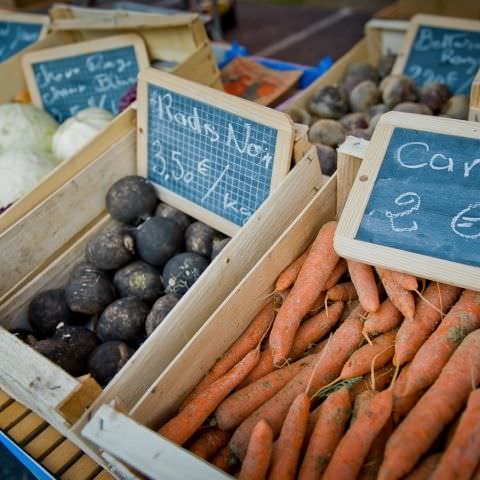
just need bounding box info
[299,387,352,480]
[238,419,273,480]
[378,329,480,480]
[229,305,364,459]
[350,365,395,400]
[391,271,418,291]
[326,281,358,302]
[243,302,344,385]
[340,329,397,379]
[188,428,230,459]
[431,389,480,480]
[363,299,403,337]
[184,301,274,405]
[273,289,290,309]
[392,363,425,421]
[159,348,260,445]
[323,389,393,480]
[215,353,317,431]
[275,248,310,291]
[405,453,442,480]
[403,289,480,397]
[351,389,377,424]
[324,259,348,290]
[269,221,339,365]
[347,260,380,313]
[394,283,462,367]
[377,268,415,320]
[211,446,235,473]
[268,393,310,479]
[309,291,327,314]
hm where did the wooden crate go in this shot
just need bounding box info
[0,14,221,301]
[79,138,365,479]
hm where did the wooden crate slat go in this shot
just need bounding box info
[41,439,83,476]
[24,425,64,460]
[0,390,13,410]
[61,454,102,480]
[0,401,29,429]
[7,411,47,445]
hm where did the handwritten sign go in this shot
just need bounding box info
[22,34,149,123]
[394,14,480,94]
[137,68,294,236]
[335,112,480,291]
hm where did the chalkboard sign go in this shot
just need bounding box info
[137,68,294,236]
[335,112,480,291]
[0,14,47,63]
[394,14,480,94]
[22,34,149,123]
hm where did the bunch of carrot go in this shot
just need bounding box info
[157,221,480,479]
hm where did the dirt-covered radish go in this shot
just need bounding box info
[88,341,134,386]
[163,252,209,296]
[34,338,84,377]
[106,175,157,225]
[135,216,183,267]
[185,222,218,258]
[113,261,163,304]
[145,294,179,336]
[28,288,82,337]
[96,297,149,346]
[308,85,349,119]
[65,262,115,315]
[85,223,134,270]
[155,203,192,231]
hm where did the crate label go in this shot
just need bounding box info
[0,21,43,62]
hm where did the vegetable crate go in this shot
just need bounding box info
[0,10,220,303]
[79,138,365,480]
[0,104,323,478]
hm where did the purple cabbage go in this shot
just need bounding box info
[118,84,137,113]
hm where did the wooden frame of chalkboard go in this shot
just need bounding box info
[21,33,149,121]
[335,111,480,291]
[469,68,480,121]
[137,67,295,236]
[393,14,480,95]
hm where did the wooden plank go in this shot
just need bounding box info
[365,18,409,65]
[469,69,480,121]
[42,439,82,476]
[293,124,311,164]
[58,377,102,425]
[0,389,13,410]
[0,401,29,429]
[92,472,115,480]
[61,455,102,480]
[24,426,64,460]
[7,411,47,445]
[82,405,229,480]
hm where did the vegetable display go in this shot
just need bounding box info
[12,175,230,386]
[155,221,480,479]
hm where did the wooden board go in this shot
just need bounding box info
[365,18,409,66]
[137,68,294,236]
[469,68,480,121]
[22,34,149,122]
[336,112,480,291]
[393,14,480,95]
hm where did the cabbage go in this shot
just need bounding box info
[0,150,57,208]
[0,103,58,155]
[52,107,114,162]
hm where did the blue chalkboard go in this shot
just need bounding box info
[32,46,140,122]
[0,21,43,63]
[357,128,480,267]
[147,83,279,227]
[403,25,480,94]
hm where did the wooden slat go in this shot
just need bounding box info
[92,471,116,480]
[0,390,13,410]
[61,455,102,480]
[42,439,82,476]
[24,426,64,460]
[0,401,29,429]
[7,411,47,445]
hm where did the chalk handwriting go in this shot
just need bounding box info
[0,22,41,61]
[385,192,421,233]
[451,203,480,239]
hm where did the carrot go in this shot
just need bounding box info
[159,348,260,445]
[392,363,425,421]
[188,428,230,460]
[391,271,418,291]
[363,299,403,337]
[229,305,364,459]
[273,289,290,309]
[351,389,377,424]
[347,260,380,313]
[215,353,317,431]
[184,301,274,405]
[394,283,462,367]
[299,387,352,480]
[323,389,393,480]
[268,393,310,479]
[403,289,480,397]
[269,221,339,365]
[350,365,395,400]
[324,258,348,290]
[243,302,344,385]
[340,329,397,379]
[211,446,236,473]
[377,267,415,320]
[238,419,273,480]
[378,329,480,480]
[309,291,326,314]
[326,281,358,302]
[405,453,442,480]
[275,248,310,292]
[431,389,480,480]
